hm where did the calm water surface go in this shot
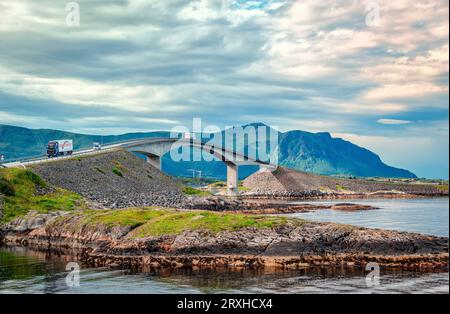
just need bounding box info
[288,197,449,237]
[1,198,448,294]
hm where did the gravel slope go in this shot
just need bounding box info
[31,149,186,208]
[243,167,446,197]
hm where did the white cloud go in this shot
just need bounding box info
[364,83,448,100]
[0,66,176,113]
[362,45,449,101]
[377,118,412,125]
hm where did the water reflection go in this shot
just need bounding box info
[1,246,448,294]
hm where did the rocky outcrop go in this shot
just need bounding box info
[243,167,448,198]
[187,197,377,213]
[31,149,186,209]
[2,211,448,270]
[2,210,65,234]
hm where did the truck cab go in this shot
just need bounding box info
[47,141,58,157]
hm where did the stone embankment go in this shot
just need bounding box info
[1,210,448,270]
[243,167,448,198]
[31,149,186,209]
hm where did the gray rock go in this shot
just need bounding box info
[5,211,65,233]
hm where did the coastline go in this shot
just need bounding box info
[1,208,448,271]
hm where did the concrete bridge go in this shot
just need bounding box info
[122,138,276,196]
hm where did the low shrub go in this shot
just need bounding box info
[0,178,15,196]
[112,167,123,177]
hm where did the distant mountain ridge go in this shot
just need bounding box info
[278,130,415,178]
[0,124,416,179]
[0,124,169,159]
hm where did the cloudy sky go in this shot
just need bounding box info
[0,0,448,178]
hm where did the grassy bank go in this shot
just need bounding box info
[182,186,212,197]
[0,168,85,223]
[61,208,305,238]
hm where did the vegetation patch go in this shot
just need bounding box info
[83,208,167,228]
[128,210,305,238]
[182,186,212,196]
[335,184,349,192]
[238,182,250,192]
[209,181,226,188]
[0,168,85,223]
[46,208,306,238]
[436,185,449,193]
[16,170,47,188]
[112,167,123,177]
[0,177,15,196]
[94,167,105,175]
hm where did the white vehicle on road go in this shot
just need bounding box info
[93,142,102,150]
[47,140,74,157]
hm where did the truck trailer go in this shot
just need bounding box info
[47,140,74,157]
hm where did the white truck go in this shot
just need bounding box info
[47,140,74,157]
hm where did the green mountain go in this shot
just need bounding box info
[0,124,416,178]
[279,130,416,178]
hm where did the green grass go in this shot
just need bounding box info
[59,208,305,238]
[128,210,305,238]
[209,181,226,188]
[182,186,212,196]
[0,168,85,223]
[436,185,449,193]
[335,184,349,192]
[112,167,123,177]
[238,185,250,192]
[0,177,15,196]
[84,208,166,228]
[111,160,128,177]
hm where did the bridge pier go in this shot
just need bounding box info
[226,163,239,197]
[146,155,161,170]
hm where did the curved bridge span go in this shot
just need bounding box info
[122,138,277,196]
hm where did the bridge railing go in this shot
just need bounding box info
[0,138,147,165]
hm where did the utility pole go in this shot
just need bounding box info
[188,169,196,178]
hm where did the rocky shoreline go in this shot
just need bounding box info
[188,197,379,213]
[1,210,448,271]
